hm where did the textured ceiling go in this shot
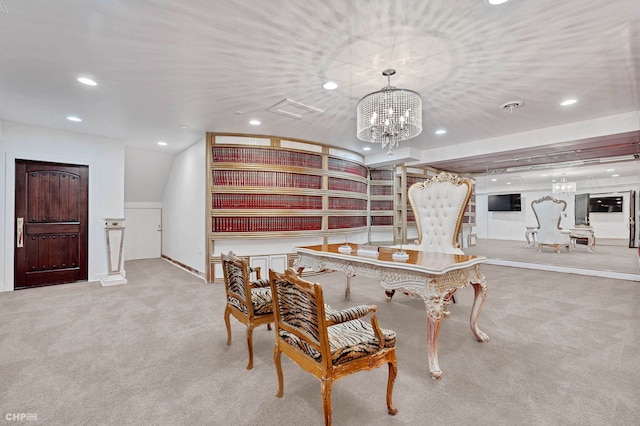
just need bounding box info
[0,0,639,171]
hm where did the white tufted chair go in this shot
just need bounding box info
[531,196,571,253]
[403,172,473,254]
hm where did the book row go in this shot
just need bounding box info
[212,194,322,209]
[212,170,322,189]
[327,157,368,177]
[212,146,322,168]
[213,216,323,232]
[370,185,393,196]
[211,194,368,211]
[371,200,394,211]
[370,216,394,226]
[328,216,367,229]
[212,215,367,233]
[328,177,367,194]
[369,169,394,181]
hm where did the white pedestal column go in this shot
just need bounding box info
[100,218,128,286]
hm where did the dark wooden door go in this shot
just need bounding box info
[14,160,88,289]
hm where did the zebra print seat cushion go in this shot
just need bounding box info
[228,287,273,316]
[279,312,396,365]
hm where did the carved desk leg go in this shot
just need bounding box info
[426,296,444,380]
[385,289,395,302]
[469,271,489,343]
[344,274,353,300]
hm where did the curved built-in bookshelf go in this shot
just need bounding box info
[207,133,368,239]
[369,169,395,231]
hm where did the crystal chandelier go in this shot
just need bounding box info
[552,177,576,195]
[356,69,422,155]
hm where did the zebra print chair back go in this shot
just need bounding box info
[221,251,273,370]
[269,268,398,426]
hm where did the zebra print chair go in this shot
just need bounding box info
[221,251,274,370]
[269,268,398,426]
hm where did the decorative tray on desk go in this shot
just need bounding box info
[356,245,379,257]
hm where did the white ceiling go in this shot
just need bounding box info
[0,0,639,167]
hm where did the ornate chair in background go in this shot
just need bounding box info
[531,196,571,253]
[269,268,398,426]
[404,172,473,254]
[221,251,274,370]
[389,172,473,302]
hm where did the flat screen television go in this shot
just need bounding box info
[488,194,522,211]
[589,196,623,213]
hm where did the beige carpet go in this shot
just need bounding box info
[1,258,639,425]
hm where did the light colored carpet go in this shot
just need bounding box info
[1,258,639,425]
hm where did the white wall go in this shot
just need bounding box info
[1,120,125,291]
[161,137,206,274]
[124,147,175,202]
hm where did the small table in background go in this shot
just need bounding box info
[570,227,595,253]
[525,226,538,248]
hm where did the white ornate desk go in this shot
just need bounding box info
[293,243,489,380]
[569,227,595,253]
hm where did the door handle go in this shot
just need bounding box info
[17,217,24,248]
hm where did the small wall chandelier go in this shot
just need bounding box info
[552,177,577,195]
[356,69,422,155]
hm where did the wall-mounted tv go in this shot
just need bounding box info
[488,194,522,211]
[589,196,623,213]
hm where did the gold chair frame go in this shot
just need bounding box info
[221,251,273,369]
[270,268,398,426]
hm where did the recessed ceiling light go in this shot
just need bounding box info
[323,81,338,90]
[77,77,97,86]
[611,174,619,177]
[606,168,615,172]
[157,141,168,146]
[249,120,261,125]
[66,116,82,122]
[179,125,188,129]
[363,147,372,151]
[560,99,577,106]
[541,174,548,177]
[435,129,447,135]
[488,0,511,5]
[491,178,497,182]
[506,182,511,185]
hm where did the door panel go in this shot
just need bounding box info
[123,208,161,260]
[574,193,590,225]
[15,160,88,289]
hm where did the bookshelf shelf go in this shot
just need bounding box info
[207,133,369,249]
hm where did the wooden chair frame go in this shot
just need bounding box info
[269,268,398,426]
[221,251,273,369]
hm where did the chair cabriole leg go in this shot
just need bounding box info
[321,378,333,426]
[387,359,398,415]
[274,346,284,397]
[246,324,255,370]
[224,306,232,346]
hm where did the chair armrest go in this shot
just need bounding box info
[250,278,270,288]
[370,314,385,348]
[325,304,377,326]
[248,265,262,279]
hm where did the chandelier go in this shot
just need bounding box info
[552,177,576,195]
[356,69,422,155]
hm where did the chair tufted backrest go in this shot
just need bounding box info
[408,172,472,253]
